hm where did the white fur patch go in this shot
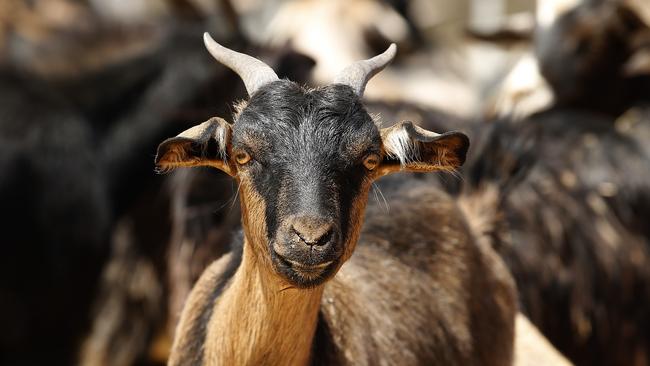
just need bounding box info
[384,127,419,166]
[215,124,228,162]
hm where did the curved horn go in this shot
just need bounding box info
[203,32,279,96]
[333,43,397,96]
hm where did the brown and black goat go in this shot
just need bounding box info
[156,34,522,365]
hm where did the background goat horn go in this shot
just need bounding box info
[334,43,397,96]
[203,32,279,96]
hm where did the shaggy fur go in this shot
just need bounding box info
[465,107,650,366]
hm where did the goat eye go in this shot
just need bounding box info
[363,153,380,171]
[235,151,252,165]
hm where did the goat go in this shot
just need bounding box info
[155,33,521,365]
[535,0,650,115]
[490,0,650,119]
[465,107,650,366]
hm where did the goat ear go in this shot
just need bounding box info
[378,121,469,175]
[155,117,235,176]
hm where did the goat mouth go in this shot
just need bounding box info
[274,253,338,286]
[286,258,333,272]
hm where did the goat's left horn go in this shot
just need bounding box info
[333,43,397,96]
[203,32,279,96]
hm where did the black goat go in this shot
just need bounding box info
[466,106,650,366]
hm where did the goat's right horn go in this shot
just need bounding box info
[203,32,279,96]
[333,43,397,96]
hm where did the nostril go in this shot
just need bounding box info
[291,220,334,247]
[314,229,333,247]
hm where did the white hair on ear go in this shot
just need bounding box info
[384,127,419,166]
[215,123,228,162]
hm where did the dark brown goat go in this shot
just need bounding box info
[476,1,650,363]
[536,0,650,115]
[465,107,650,366]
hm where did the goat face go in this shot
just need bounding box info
[155,35,469,288]
[231,81,382,286]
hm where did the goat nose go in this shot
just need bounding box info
[291,217,334,246]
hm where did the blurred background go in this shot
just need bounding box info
[0,0,649,365]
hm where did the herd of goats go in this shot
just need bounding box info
[1,0,650,365]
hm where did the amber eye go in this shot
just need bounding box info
[363,153,380,171]
[235,151,251,165]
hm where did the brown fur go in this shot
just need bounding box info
[315,185,516,365]
[170,183,518,365]
[169,254,235,366]
[204,248,322,365]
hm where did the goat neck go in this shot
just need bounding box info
[202,239,323,365]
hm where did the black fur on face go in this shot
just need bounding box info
[233,80,381,287]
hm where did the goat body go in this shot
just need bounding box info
[171,183,517,365]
